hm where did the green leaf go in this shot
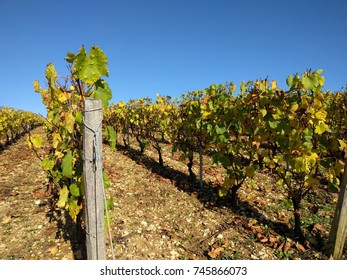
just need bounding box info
[320,158,334,169]
[73,46,87,77]
[103,171,111,189]
[216,125,226,135]
[302,76,315,90]
[75,111,83,125]
[92,79,112,108]
[65,52,76,63]
[328,182,340,193]
[245,165,256,178]
[282,198,293,209]
[69,183,80,197]
[89,46,109,76]
[57,185,69,208]
[107,126,117,150]
[269,120,279,129]
[218,186,228,197]
[305,176,320,187]
[260,109,267,117]
[62,151,73,178]
[105,197,114,211]
[286,75,293,87]
[45,63,58,87]
[74,46,108,85]
[42,156,54,171]
[218,134,228,143]
[213,154,230,167]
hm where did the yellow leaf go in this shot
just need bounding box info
[290,103,299,112]
[334,160,345,174]
[314,122,330,135]
[52,133,62,149]
[260,109,267,117]
[319,76,325,86]
[266,160,276,169]
[33,80,41,92]
[57,186,69,208]
[314,110,327,121]
[247,193,255,200]
[313,99,322,109]
[65,112,75,134]
[54,150,64,159]
[307,152,319,165]
[201,110,210,120]
[271,80,277,90]
[301,96,309,108]
[68,198,81,222]
[27,134,43,149]
[57,91,67,103]
[338,139,347,151]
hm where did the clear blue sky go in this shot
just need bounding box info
[1,0,346,116]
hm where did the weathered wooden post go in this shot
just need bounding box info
[83,98,106,260]
[326,157,347,259]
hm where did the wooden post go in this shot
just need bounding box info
[326,157,347,259]
[83,98,106,260]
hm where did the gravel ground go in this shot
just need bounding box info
[0,127,345,260]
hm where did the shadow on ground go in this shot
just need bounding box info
[114,144,307,247]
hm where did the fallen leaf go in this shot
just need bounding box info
[214,247,225,254]
[256,232,263,239]
[208,250,217,259]
[313,223,324,233]
[2,216,12,224]
[304,240,311,249]
[283,241,291,252]
[295,243,306,252]
[251,225,263,233]
[208,246,224,259]
[277,242,284,251]
[48,246,59,255]
[269,236,278,244]
[260,237,268,243]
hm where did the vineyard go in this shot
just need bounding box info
[0,46,346,260]
[0,107,43,150]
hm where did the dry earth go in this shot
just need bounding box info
[0,127,346,260]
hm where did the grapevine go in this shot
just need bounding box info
[28,46,113,232]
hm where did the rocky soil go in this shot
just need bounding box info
[0,127,345,260]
